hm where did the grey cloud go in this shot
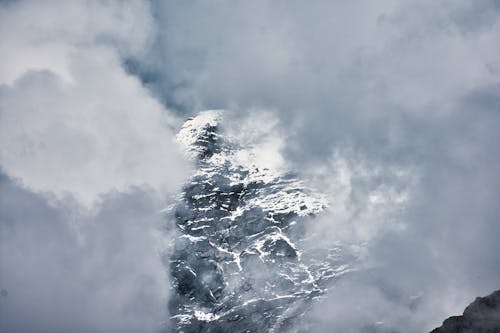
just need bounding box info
[134,1,499,119]
[300,83,500,332]
[0,171,172,333]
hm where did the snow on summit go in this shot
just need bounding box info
[167,111,350,332]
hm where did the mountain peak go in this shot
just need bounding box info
[167,111,348,332]
[177,110,223,158]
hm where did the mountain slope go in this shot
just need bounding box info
[167,111,351,332]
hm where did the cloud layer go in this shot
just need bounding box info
[0,171,171,333]
[0,1,185,332]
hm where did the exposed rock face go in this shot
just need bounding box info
[430,290,500,333]
[167,111,351,332]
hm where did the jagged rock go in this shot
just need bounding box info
[430,290,500,333]
[166,111,351,332]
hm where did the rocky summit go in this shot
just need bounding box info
[166,111,351,332]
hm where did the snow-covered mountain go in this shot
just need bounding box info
[167,111,352,332]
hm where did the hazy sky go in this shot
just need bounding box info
[1,1,499,332]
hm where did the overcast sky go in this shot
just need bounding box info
[1,1,500,332]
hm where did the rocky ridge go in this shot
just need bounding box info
[167,111,351,332]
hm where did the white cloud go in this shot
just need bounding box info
[0,2,185,331]
[0,0,187,206]
[0,0,154,85]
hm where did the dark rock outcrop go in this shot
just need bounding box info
[431,290,500,333]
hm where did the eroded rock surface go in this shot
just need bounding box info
[167,111,351,332]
